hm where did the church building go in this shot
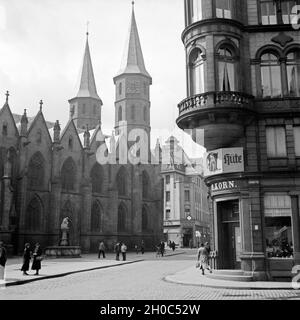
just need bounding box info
[0,4,163,254]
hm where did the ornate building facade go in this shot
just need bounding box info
[177,0,300,280]
[0,5,163,254]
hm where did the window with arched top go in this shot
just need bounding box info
[68,136,73,150]
[142,206,148,231]
[119,83,122,95]
[217,44,238,91]
[82,104,86,114]
[36,129,42,144]
[143,107,147,122]
[142,171,150,199]
[28,152,45,189]
[260,53,282,98]
[0,147,6,179]
[189,48,205,95]
[25,197,42,231]
[2,122,7,136]
[90,163,103,194]
[61,157,76,191]
[118,106,122,122]
[116,167,127,196]
[287,51,300,97]
[118,203,127,232]
[91,201,102,232]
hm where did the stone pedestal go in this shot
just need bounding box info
[45,246,81,258]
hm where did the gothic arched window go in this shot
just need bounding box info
[68,136,73,150]
[61,157,76,191]
[28,152,45,189]
[90,163,103,194]
[287,50,300,97]
[189,48,205,95]
[25,197,42,231]
[2,122,8,136]
[116,167,127,196]
[142,171,150,199]
[217,44,238,92]
[91,201,102,232]
[260,52,282,98]
[36,129,42,144]
[118,203,127,232]
[0,147,6,179]
[142,206,148,231]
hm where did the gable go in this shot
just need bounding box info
[0,103,19,139]
[27,111,53,146]
[60,120,83,152]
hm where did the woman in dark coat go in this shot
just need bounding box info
[21,243,31,275]
[31,243,43,275]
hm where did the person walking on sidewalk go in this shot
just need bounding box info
[197,243,212,275]
[141,240,145,255]
[98,241,106,259]
[0,241,7,281]
[121,242,127,261]
[114,242,121,261]
[21,243,31,275]
[31,243,43,275]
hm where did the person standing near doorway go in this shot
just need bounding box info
[98,241,106,259]
[0,241,7,281]
[141,240,145,255]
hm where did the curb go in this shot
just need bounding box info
[163,275,296,291]
[1,259,144,288]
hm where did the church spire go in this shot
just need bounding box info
[114,2,151,81]
[76,32,102,101]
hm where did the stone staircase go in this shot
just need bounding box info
[205,269,253,282]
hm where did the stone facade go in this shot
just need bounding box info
[177,0,300,280]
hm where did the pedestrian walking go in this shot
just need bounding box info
[98,241,106,259]
[160,241,165,257]
[171,241,176,251]
[197,243,212,275]
[114,242,121,261]
[121,242,127,261]
[134,244,139,254]
[31,243,43,275]
[21,243,31,275]
[141,240,145,255]
[0,241,7,281]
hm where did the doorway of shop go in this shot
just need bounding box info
[217,199,241,269]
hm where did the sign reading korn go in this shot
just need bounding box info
[204,148,244,177]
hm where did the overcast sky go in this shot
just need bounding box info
[0,0,205,157]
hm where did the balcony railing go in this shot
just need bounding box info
[178,91,254,116]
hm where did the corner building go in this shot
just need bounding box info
[177,0,300,280]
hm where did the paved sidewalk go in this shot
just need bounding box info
[164,266,297,290]
[0,250,185,287]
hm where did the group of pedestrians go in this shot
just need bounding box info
[134,240,145,254]
[114,242,127,261]
[21,243,43,276]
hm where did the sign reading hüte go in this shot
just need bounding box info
[204,147,244,177]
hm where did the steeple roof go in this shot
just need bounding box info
[115,4,151,80]
[75,34,102,101]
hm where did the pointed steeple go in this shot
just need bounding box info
[114,2,151,81]
[76,33,102,101]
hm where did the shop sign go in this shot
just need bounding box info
[211,180,239,192]
[204,148,244,177]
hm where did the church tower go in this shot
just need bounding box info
[113,2,152,146]
[69,32,103,130]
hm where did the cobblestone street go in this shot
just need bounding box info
[1,252,299,300]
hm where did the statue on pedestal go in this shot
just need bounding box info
[59,217,71,246]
